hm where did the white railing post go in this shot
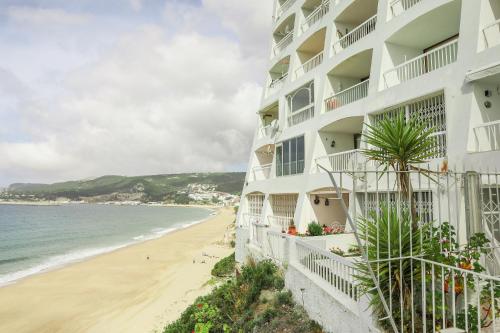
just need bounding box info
[295,51,324,79]
[300,0,330,33]
[287,103,315,127]
[251,164,273,181]
[273,31,294,56]
[275,0,297,21]
[473,120,500,152]
[389,0,423,19]
[324,80,369,111]
[383,39,458,88]
[267,73,288,96]
[332,15,377,53]
[315,149,362,172]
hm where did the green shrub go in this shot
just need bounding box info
[307,222,323,236]
[211,253,235,278]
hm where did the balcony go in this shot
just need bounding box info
[389,0,423,19]
[273,31,294,56]
[324,80,369,112]
[315,149,363,172]
[251,163,273,181]
[275,0,297,22]
[287,81,315,127]
[272,15,295,57]
[483,19,500,49]
[300,0,330,34]
[333,15,377,54]
[295,51,324,79]
[383,39,458,88]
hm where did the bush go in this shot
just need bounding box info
[307,222,323,236]
[164,259,321,333]
[211,253,235,278]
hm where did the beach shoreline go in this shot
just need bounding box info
[0,206,235,333]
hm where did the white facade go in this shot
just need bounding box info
[237,0,500,332]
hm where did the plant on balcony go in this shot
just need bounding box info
[362,112,437,223]
[307,222,323,236]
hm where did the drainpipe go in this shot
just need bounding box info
[464,171,482,239]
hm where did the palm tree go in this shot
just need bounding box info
[362,112,437,221]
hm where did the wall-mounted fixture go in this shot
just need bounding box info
[485,101,492,109]
[330,139,336,148]
[325,198,330,206]
[314,195,320,205]
[485,89,493,98]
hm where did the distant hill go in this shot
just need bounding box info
[6,172,246,203]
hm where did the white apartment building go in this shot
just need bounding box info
[236,0,500,332]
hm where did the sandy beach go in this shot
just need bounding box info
[0,207,235,333]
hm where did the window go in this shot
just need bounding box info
[276,136,305,177]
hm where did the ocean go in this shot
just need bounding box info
[0,204,213,286]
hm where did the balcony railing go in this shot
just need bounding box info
[252,163,273,181]
[483,19,500,49]
[241,213,261,228]
[267,73,288,96]
[474,120,500,152]
[295,239,359,302]
[267,215,294,230]
[251,221,268,248]
[273,31,294,56]
[324,80,369,111]
[295,51,324,78]
[275,0,297,22]
[315,149,362,172]
[383,39,458,88]
[260,123,278,139]
[389,0,423,18]
[287,103,314,127]
[333,15,377,53]
[300,1,330,33]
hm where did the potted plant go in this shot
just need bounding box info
[307,222,323,237]
[287,219,297,236]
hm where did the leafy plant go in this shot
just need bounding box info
[307,222,324,236]
[211,253,236,278]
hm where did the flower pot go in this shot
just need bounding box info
[287,225,297,236]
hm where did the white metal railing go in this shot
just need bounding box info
[315,149,362,172]
[301,1,330,33]
[389,0,422,18]
[287,103,314,127]
[333,15,377,53]
[251,221,268,248]
[324,80,369,111]
[295,51,324,78]
[267,73,288,96]
[483,19,500,49]
[295,239,359,301]
[383,39,458,88]
[260,123,278,139]
[275,0,296,21]
[279,159,305,177]
[252,163,273,181]
[474,120,500,152]
[273,31,294,56]
[266,230,289,263]
[241,213,260,228]
[267,215,294,231]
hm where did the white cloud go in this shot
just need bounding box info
[0,0,273,185]
[7,6,91,25]
[129,0,144,12]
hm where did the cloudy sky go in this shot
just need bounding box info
[0,0,273,186]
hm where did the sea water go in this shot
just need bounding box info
[0,204,213,286]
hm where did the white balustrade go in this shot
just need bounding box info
[267,215,294,231]
[273,31,294,56]
[267,73,288,96]
[295,51,324,79]
[251,221,269,249]
[474,120,500,152]
[389,0,422,18]
[301,1,330,33]
[483,19,500,49]
[383,39,458,88]
[315,149,362,172]
[324,80,369,111]
[266,230,289,263]
[275,0,296,21]
[295,239,359,301]
[333,15,377,53]
[252,164,273,181]
[287,103,314,127]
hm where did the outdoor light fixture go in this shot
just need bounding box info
[485,101,492,109]
[325,198,330,206]
[330,140,336,148]
[314,195,320,205]
[485,89,493,98]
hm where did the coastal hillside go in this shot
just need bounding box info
[4,172,245,203]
